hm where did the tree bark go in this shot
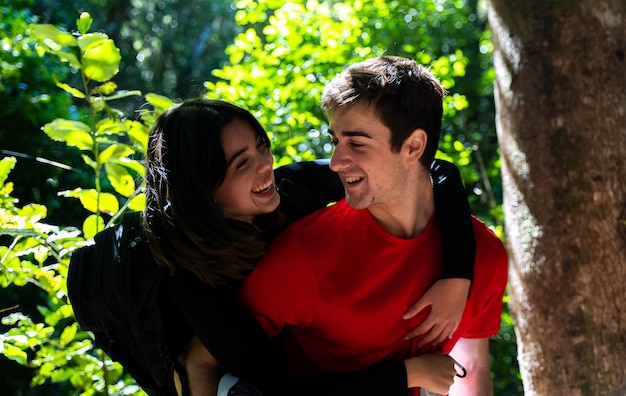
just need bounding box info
[488,0,626,394]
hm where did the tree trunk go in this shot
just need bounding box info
[488,0,626,394]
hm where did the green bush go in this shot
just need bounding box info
[1,2,521,394]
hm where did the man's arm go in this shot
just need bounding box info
[447,338,493,396]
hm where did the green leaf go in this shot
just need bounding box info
[43,119,93,151]
[81,154,97,171]
[60,323,78,346]
[102,89,142,102]
[82,214,105,239]
[97,144,134,164]
[50,49,81,69]
[145,93,174,111]
[78,34,121,82]
[55,82,86,99]
[0,157,17,187]
[118,157,145,177]
[1,343,28,365]
[51,368,73,383]
[105,163,135,197]
[28,24,77,48]
[76,12,92,35]
[59,188,119,215]
[95,119,130,137]
[76,32,105,50]
[126,120,149,154]
[93,81,117,95]
[127,194,146,212]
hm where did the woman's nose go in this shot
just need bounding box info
[257,151,273,173]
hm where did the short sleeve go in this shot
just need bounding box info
[461,221,508,339]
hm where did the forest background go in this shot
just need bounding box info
[1,0,521,394]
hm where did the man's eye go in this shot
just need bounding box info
[330,136,339,146]
[348,141,365,149]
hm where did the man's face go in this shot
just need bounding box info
[328,101,409,210]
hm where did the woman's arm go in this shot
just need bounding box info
[277,159,475,279]
[168,270,410,396]
[274,160,343,223]
[403,159,475,345]
[430,159,475,280]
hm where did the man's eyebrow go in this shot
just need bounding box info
[328,129,372,138]
[226,147,247,167]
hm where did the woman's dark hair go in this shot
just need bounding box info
[142,99,272,286]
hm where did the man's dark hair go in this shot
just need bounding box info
[321,56,446,166]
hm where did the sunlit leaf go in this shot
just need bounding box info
[97,144,134,164]
[95,119,130,137]
[105,163,135,197]
[76,12,92,35]
[60,323,78,346]
[1,343,28,365]
[118,158,145,177]
[127,194,146,212]
[126,121,149,154]
[0,157,17,187]
[93,81,117,95]
[59,188,119,215]
[144,93,174,111]
[78,34,121,82]
[43,119,93,151]
[28,24,77,48]
[82,214,105,239]
[102,89,142,101]
[80,154,97,171]
[55,82,86,99]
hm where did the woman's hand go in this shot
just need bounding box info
[402,278,470,346]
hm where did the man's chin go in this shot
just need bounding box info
[345,194,368,210]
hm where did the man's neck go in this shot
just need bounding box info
[367,174,434,239]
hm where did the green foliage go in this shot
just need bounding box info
[205,0,501,230]
[28,13,150,235]
[1,1,519,394]
[0,11,168,394]
[0,1,79,225]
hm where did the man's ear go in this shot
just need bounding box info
[404,128,427,165]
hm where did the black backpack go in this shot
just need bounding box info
[67,212,187,396]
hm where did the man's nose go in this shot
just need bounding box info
[329,144,349,172]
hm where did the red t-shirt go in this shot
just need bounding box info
[239,199,508,391]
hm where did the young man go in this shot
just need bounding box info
[238,56,508,395]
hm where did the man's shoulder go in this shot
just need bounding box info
[470,217,508,283]
[285,198,352,234]
[471,217,506,253]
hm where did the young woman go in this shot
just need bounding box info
[141,99,475,395]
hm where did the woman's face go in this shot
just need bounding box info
[214,118,279,223]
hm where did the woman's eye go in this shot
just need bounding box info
[236,159,248,169]
[257,140,269,152]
